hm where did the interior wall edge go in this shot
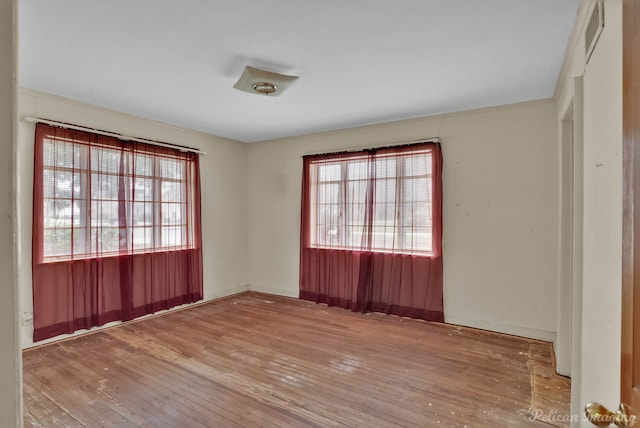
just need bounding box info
[2,0,21,424]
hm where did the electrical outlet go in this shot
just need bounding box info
[22,312,33,326]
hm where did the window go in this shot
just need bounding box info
[40,135,198,262]
[300,142,443,322]
[32,123,203,342]
[308,146,435,255]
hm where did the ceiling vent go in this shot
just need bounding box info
[585,1,604,64]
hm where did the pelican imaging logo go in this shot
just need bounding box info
[518,407,637,426]
[517,408,577,424]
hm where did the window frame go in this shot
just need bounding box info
[39,134,197,263]
[308,147,435,256]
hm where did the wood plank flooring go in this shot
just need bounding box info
[23,292,570,427]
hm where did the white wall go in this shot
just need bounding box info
[0,0,21,425]
[247,100,560,341]
[555,0,623,424]
[17,89,249,347]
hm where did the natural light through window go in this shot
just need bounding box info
[309,148,434,255]
[42,137,196,261]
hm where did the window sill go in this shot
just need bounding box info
[307,246,433,257]
[37,247,200,265]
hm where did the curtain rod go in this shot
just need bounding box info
[301,138,441,158]
[23,116,207,156]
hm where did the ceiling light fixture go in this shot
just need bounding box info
[253,82,277,94]
[233,66,298,97]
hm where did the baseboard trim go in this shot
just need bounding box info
[247,284,298,298]
[203,284,249,302]
[444,315,556,343]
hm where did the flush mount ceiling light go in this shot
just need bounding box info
[233,66,299,97]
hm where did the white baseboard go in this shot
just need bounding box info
[444,315,556,343]
[203,284,249,302]
[247,284,299,298]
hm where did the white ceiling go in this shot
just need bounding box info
[19,0,579,143]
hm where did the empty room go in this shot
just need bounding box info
[1,0,637,426]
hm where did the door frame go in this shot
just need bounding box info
[558,90,585,380]
[621,0,640,412]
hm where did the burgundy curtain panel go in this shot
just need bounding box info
[299,143,443,322]
[32,123,203,341]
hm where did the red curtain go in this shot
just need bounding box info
[299,143,443,322]
[32,123,203,341]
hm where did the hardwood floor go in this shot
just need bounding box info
[23,292,570,427]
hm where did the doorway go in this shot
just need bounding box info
[558,77,585,420]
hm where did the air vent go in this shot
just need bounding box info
[585,1,604,64]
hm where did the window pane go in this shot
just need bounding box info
[318,163,341,182]
[371,225,395,250]
[373,176,396,228]
[312,163,341,247]
[132,202,152,226]
[317,204,340,246]
[44,199,81,227]
[347,161,368,180]
[413,227,433,252]
[375,178,396,203]
[43,170,81,199]
[347,179,367,204]
[317,182,338,205]
[162,203,183,225]
[73,229,87,255]
[160,158,183,179]
[404,153,431,177]
[162,181,183,203]
[91,227,120,253]
[132,227,153,249]
[402,227,414,249]
[374,157,396,178]
[43,228,72,257]
[161,226,184,247]
[133,154,153,177]
[133,178,153,202]
[91,147,121,173]
[44,140,79,168]
[91,201,119,227]
[403,177,431,203]
[402,201,431,227]
[91,173,119,200]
